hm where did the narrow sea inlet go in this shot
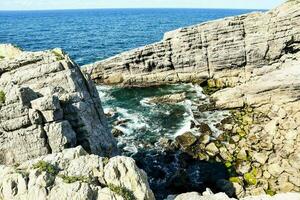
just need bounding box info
[98,84,231,199]
[98,84,229,154]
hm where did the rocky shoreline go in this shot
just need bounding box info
[0,1,300,200]
[83,0,300,199]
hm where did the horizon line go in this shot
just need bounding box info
[0,7,269,12]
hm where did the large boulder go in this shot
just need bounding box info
[0,146,154,200]
[0,46,118,165]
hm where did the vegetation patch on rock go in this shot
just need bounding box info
[51,48,65,61]
[0,90,5,104]
[108,184,136,200]
[59,174,93,184]
[33,160,59,176]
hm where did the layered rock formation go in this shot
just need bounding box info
[0,146,155,200]
[0,45,118,165]
[83,1,300,198]
[83,1,300,87]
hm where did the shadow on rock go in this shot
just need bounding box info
[132,149,236,200]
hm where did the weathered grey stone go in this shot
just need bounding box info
[145,92,186,104]
[104,156,155,200]
[175,132,197,148]
[81,2,300,196]
[31,96,61,111]
[0,46,118,165]
[28,109,43,125]
[0,147,154,200]
[205,143,219,156]
[268,163,284,177]
[41,109,63,123]
[44,121,77,153]
[253,152,268,165]
[83,1,300,91]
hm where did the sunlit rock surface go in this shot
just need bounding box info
[0,45,118,165]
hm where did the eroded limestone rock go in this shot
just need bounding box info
[0,46,118,165]
[83,1,300,89]
[0,146,154,200]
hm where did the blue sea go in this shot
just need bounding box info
[0,9,260,65]
[0,8,264,199]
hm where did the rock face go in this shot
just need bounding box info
[83,1,300,198]
[83,1,300,88]
[0,146,155,200]
[0,45,118,165]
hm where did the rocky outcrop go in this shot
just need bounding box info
[0,45,118,165]
[83,1,300,198]
[0,146,155,200]
[83,1,300,88]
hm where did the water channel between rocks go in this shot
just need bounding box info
[97,84,233,199]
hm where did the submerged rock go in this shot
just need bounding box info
[175,132,197,148]
[145,93,186,104]
[111,127,125,137]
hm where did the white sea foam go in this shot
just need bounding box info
[96,85,115,102]
[115,107,149,134]
[174,100,195,137]
[139,98,156,107]
[194,84,207,99]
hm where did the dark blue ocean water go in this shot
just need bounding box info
[0,9,261,65]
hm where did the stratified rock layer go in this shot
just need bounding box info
[83,1,300,87]
[0,146,155,200]
[83,1,300,198]
[0,45,118,165]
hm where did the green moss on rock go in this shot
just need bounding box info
[266,189,276,196]
[59,175,92,184]
[51,49,65,61]
[33,161,58,176]
[229,177,243,185]
[108,184,136,200]
[0,90,5,104]
[244,172,257,186]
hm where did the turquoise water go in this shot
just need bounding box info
[98,84,204,153]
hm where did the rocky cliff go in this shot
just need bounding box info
[83,1,300,88]
[83,1,300,198]
[0,44,118,165]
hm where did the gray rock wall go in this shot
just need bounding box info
[83,1,300,88]
[0,46,118,165]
